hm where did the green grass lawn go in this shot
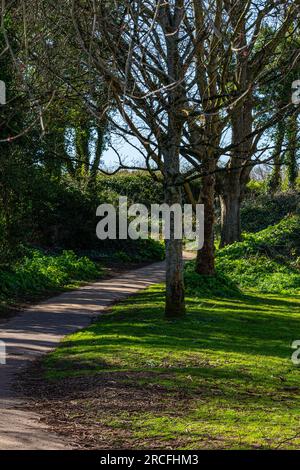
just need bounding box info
[43,285,300,449]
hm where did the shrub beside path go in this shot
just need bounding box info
[0,257,184,449]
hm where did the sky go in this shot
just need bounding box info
[101,136,145,171]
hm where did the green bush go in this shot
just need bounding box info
[223,215,300,261]
[217,254,300,294]
[186,215,300,296]
[241,191,300,233]
[114,239,165,263]
[80,238,165,263]
[97,172,164,207]
[0,250,100,300]
[184,261,241,297]
[217,215,300,294]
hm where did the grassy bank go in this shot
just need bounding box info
[0,250,105,318]
[215,216,300,294]
[0,238,165,319]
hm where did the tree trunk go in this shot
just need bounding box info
[218,97,253,247]
[286,112,299,190]
[165,237,185,318]
[164,180,186,319]
[90,122,107,186]
[162,26,186,318]
[219,189,241,247]
[195,160,215,275]
[268,120,285,193]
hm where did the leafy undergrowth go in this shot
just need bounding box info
[113,238,165,263]
[0,249,103,306]
[241,190,300,233]
[227,214,300,260]
[184,262,241,298]
[81,238,165,264]
[41,285,300,449]
[216,215,300,294]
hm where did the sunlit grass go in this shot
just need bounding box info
[44,284,300,449]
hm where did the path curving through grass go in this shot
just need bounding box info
[0,260,167,449]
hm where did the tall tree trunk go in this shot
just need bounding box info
[75,126,90,179]
[286,113,299,190]
[218,163,252,248]
[268,120,285,193]
[218,97,253,247]
[165,235,185,318]
[195,159,215,275]
[219,188,241,247]
[90,124,106,186]
[163,153,185,319]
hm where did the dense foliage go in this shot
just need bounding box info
[241,190,300,233]
[187,215,300,295]
[0,169,166,263]
[97,172,164,208]
[0,250,101,301]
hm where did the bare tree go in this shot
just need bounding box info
[181,0,300,253]
[215,1,300,246]
[67,0,202,317]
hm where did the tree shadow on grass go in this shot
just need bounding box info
[47,287,300,379]
[20,286,300,450]
[20,356,300,450]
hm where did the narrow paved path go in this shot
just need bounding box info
[0,261,168,450]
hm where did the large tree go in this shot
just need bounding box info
[68,0,193,317]
[177,0,300,265]
[216,2,300,246]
